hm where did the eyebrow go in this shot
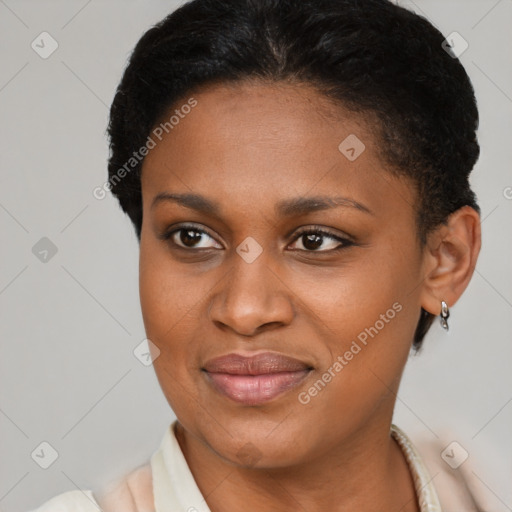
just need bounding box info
[151,192,220,215]
[276,196,373,217]
[151,192,374,217]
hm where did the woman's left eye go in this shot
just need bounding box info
[288,228,352,252]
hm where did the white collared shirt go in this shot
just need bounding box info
[31,421,491,512]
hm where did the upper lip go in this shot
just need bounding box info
[202,352,312,375]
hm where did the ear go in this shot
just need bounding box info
[420,206,481,315]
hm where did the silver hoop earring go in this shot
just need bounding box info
[440,301,450,331]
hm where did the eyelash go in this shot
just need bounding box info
[160,223,354,253]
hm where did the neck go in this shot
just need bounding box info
[175,418,419,512]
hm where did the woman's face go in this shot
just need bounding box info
[139,82,428,468]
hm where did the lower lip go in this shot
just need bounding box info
[204,370,311,405]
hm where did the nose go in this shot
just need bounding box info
[208,250,295,337]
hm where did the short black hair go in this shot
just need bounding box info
[107,0,480,349]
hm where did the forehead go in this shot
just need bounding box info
[140,81,415,221]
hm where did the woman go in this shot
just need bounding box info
[34,0,484,510]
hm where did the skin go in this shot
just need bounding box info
[138,81,481,511]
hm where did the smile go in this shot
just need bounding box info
[202,352,312,405]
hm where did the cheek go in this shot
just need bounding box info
[139,241,195,375]
[323,260,420,394]
[138,238,224,382]
[303,243,421,380]
[138,242,202,415]
[139,239,197,334]
[301,250,418,341]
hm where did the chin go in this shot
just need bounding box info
[194,411,315,469]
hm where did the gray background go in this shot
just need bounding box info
[0,1,511,511]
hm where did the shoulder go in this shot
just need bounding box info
[30,489,100,512]
[407,428,494,511]
[31,463,154,512]
[95,462,154,512]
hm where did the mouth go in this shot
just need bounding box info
[202,352,313,406]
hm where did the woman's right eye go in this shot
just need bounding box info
[162,225,223,250]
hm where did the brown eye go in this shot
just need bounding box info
[301,233,324,251]
[289,228,352,252]
[162,225,222,250]
[178,229,205,247]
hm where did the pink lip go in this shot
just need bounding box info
[202,352,312,405]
